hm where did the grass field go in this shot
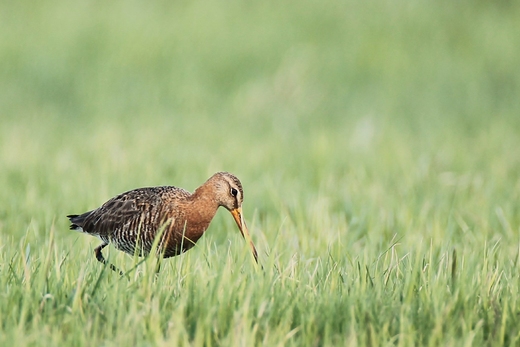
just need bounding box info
[2,0,520,345]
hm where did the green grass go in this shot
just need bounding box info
[2,0,520,345]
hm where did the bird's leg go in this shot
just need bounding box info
[94,243,108,263]
[94,243,124,276]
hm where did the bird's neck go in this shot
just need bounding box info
[187,184,220,229]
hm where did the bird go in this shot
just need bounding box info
[67,172,258,273]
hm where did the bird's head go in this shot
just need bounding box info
[208,172,258,263]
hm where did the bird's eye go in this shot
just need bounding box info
[230,188,238,197]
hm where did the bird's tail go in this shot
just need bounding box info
[67,212,92,231]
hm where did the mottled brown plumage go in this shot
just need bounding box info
[67,172,258,272]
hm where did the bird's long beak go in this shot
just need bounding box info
[230,207,259,263]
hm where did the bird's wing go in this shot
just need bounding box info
[73,186,190,237]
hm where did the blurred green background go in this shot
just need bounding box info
[1,0,520,249]
[1,0,520,251]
